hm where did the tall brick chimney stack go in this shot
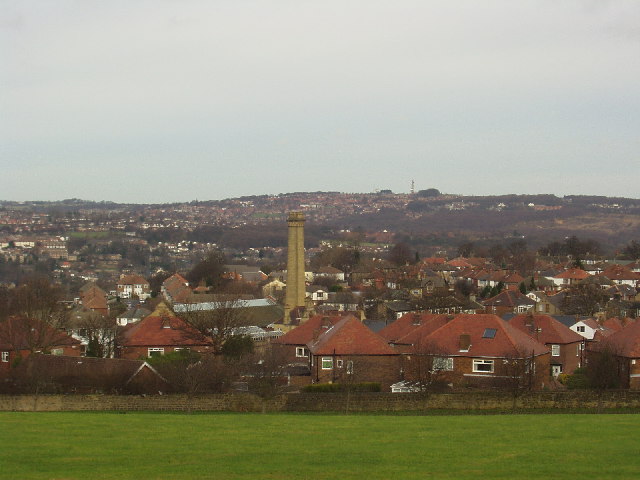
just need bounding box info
[284,212,306,324]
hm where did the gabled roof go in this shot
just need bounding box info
[483,290,535,308]
[601,264,640,281]
[603,317,635,332]
[273,314,345,346]
[417,314,548,357]
[393,315,451,346]
[378,313,446,343]
[118,305,210,348]
[118,274,149,286]
[594,320,640,357]
[554,268,591,280]
[13,353,165,388]
[0,316,81,351]
[316,266,344,274]
[508,314,583,345]
[307,316,396,356]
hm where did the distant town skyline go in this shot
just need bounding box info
[2,1,639,203]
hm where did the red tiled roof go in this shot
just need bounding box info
[119,314,210,347]
[554,268,591,280]
[0,316,81,351]
[307,316,397,356]
[594,320,640,357]
[483,290,535,308]
[273,314,346,346]
[393,315,451,346]
[603,317,635,332]
[418,314,548,357]
[601,264,640,281]
[509,314,583,345]
[378,313,447,343]
[118,274,149,286]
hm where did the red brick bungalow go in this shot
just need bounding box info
[508,314,584,377]
[402,314,550,390]
[116,304,212,360]
[307,316,401,391]
[0,316,82,378]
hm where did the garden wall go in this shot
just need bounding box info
[2,391,640,413]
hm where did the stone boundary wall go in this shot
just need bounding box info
[2,391,640,413]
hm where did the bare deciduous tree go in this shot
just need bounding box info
[179,298,251,354]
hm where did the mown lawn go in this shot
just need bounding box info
[1,412,639,480]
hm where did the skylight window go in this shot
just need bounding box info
[482,328,497,339]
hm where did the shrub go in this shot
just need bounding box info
[565,368,590,390]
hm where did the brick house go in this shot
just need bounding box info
[507,314,584,376]
[117,274,151,300]
[587,320,640,389]
[116,303,212,359]
[0,316,82,378]
[401,314,550,390]
[307,316,401,391]
[7,353,168,394]
[379,313,450,352]
[272,314,346,366]
[482,290,536,317]
[79,283,109,316]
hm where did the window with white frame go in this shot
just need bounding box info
[321,357,333,370]
[1,351,8,362]
[51,348,63,356]
[551,344,560,357]
[336,359,344,368]
[148,347,164,357]
[432,357,454,371]
[472,359,494,373]
[295,347,308,357]
[576,325,586,333]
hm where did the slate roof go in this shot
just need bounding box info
[507,314,583,345]
[307,316,397,356]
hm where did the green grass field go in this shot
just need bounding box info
[1,413,639,480]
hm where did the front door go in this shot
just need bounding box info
[551,365,562,377]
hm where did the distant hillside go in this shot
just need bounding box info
[1,192,639,254]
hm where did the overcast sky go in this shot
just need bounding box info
[2,1,639,203]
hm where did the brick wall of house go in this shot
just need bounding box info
[118,345,213,360]
[310,354,401,391]
[403,353,551,390]
[554,341,582,374]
